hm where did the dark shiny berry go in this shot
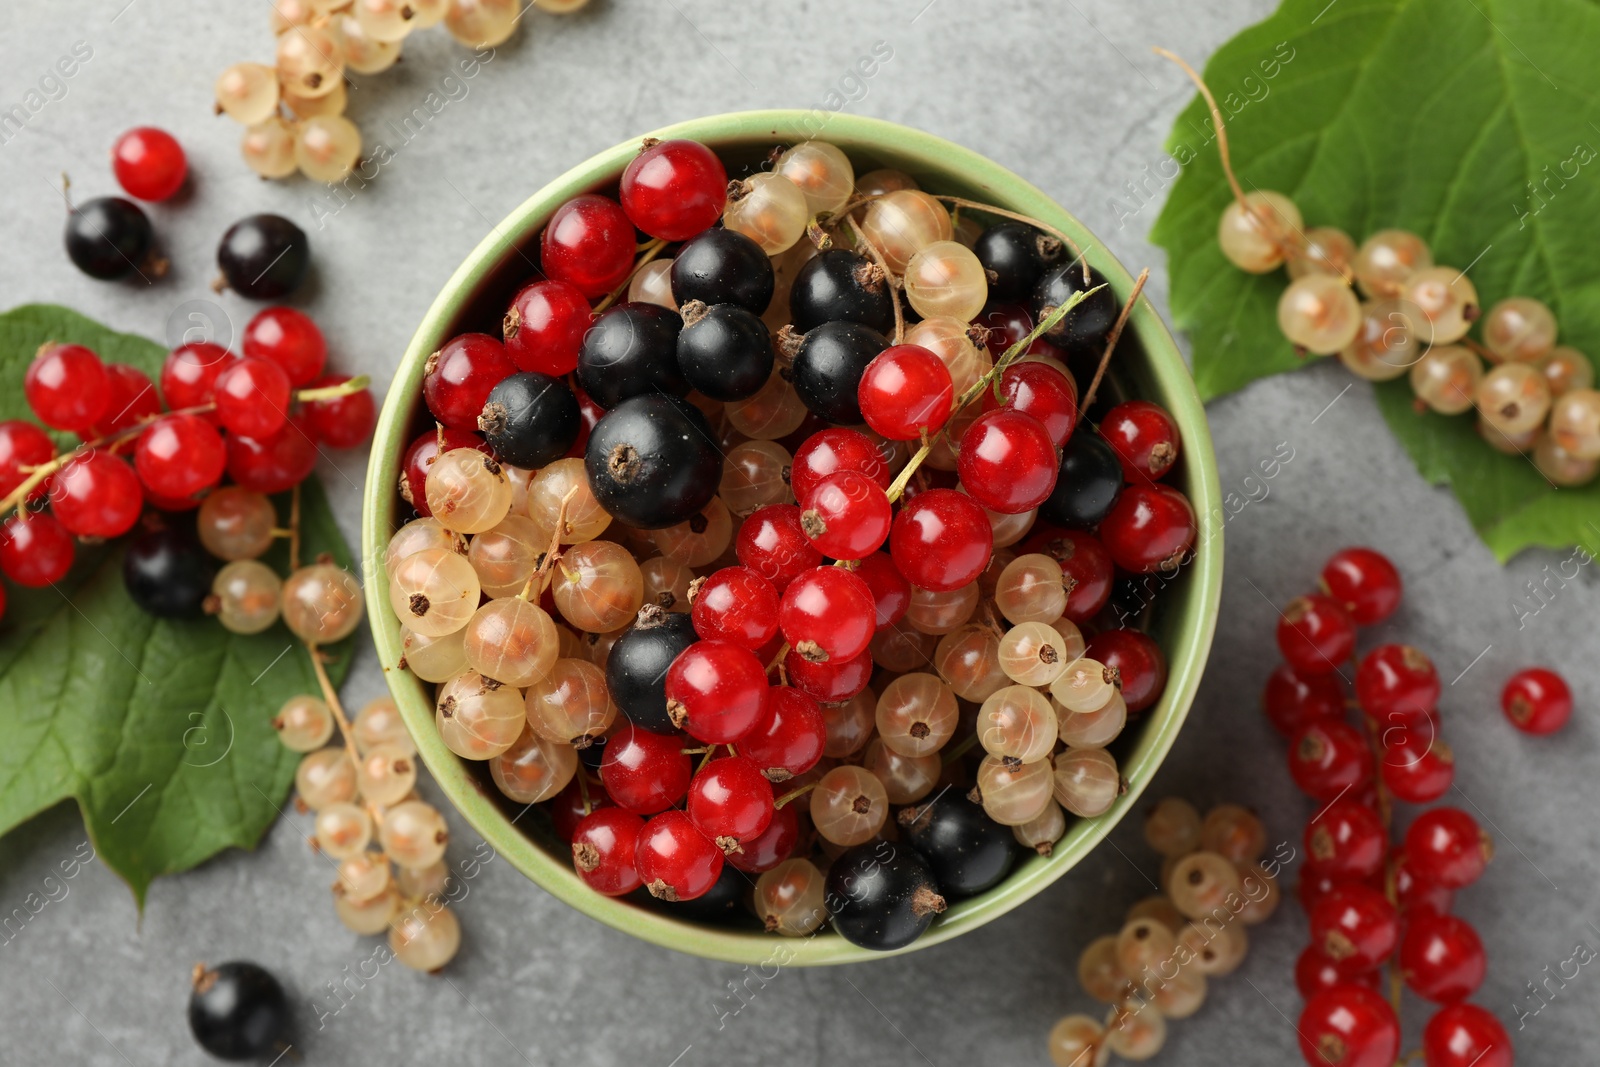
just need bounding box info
[605,605,698,733]
[187,961,289,1061]
[676,302,773,402]
[671,227,774,313]
[647,859,745,922]
[974,222,1058,303]
[585,394,721,529]
[791,321,889,425]
[1033,262,1118,352]
[64,196,153,280]
[898,794,1014,899]
[826,842,947,951]
[217,214,309,300]
[1038,430,1124,528]
[789,248,895,333]
[576,302,686,409]
[123,526,216,619]
[477,371,580,468]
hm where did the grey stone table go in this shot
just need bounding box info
[2,1,1595,1063]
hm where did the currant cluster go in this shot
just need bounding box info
[383,135,1192,949]
[1265,546,1513,1067]
[217,0,590,182]
[0,307,374,624]
[1048,797,1281,1065]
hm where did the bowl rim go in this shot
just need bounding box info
[362,108,1223,966]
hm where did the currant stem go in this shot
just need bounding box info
[519,486,579,600]
[772,781,818,809]
[293,375,372,402]
[1152,48,1249,211]
[593,237,668,315]
[845,212,904,344]
[941,732,981,765]
[1079,267,1149,416]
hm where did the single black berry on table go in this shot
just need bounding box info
[576,302,687,410]
[788,248,895,334]
[477,371,580,469]
[973,221,1059,304]
[64,196,155,280]
[1039,429,1124,529]
[584,393,721,528]
[898,793,1015,899]
[604,605,698,734]
[676,301,773,402]
[790,320,889,426]
[825,841,947,951]
[124,526,216,619]
[1032,262,1118,352]
[216,214,309,300]
[187,960,289,1061]
[670,227,774,313]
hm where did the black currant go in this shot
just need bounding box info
[825,841,946,951]
[64,197,154,280]
[644,862,744,922]
[217,214,310,300]
[124,527,216,619]
[1038,429,1124,529]
[788,249,895,334]
[585,393,721,529]
[676,301,773,402]
[477,371,580,468]
[897,794,1014,899]
[671,228,774,313]
[604,605,697,734]
[973,222,1059,304]
[790,320,889,426]
[1032,262,1118,353]
[576,302,687,410]
[188,961,289,1061]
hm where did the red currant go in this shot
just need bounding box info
[1380,736,1454,803]
[1263,662,1347,737]
[1099,483,1196,573]
[1025,527,1113,622]
[1299,867,1382,913]
[665,639,769,744]
[423,333,516,432]
[800,471,891,560]
[1276,593,1357,675]
[984,360,1078,447]
[570,807,644,896]
[1403,807,1491,889]
[214,357,291,440]
[134,414,226,500]
[690,566,780,649]
[1321,546,1402,625]
[400,427,489,516]
[737,685,825,782]
[1393,848,1454,915]
[549,778,613,842]
[726,799,799,874]
[1288,720,1374,801]
[242,306,327,385]
[635,809,723,902]
[957,408,1058,514]
[1421,1004,1513,1067]
[26,343,109,433]
[225,415,317,495]
[0,420,56,502]
[687,755,775,851]
[1400,911,1486,1003]
[599,723,692,814]
[736,503,823,592]
[0,513,75,586]
[503,279,591,377]
[1297,984,1400,1067]
[1309,882,1399,971]
[779,565,876,663]
[1306,798,1386,880]
[160,342,236,411]
[852,551,911,628]
[1500,666,1571,735]
[1084,628,1167,713]
[1101,400,1181,482]
[110,127,186,201]
[1296,946,1381,999]
[857,344,954,441]
[540,194,636,298]
[890,488,993,593]
[50,450,142,537]
[89,364,161,440]
[789,428,891,505]
[786,645,872,703]
[619,138,727,242]
[1356,644,1440,721]
[302,375,376,450]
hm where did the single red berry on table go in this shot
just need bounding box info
[134,414,226,500]
[957,408,1058,514]
[1356,643,1441,721]
[1085,628,1167,713]
[690,565,780,649]
[665,639,770,744]
[619,138,727,242]
[303,375,377,450]
[1099,482,1197,574]
[786,645,872,703]
[1404,807,1491,889]
[1297,984,1400,1067]
[502,279,591,377]
[1263,662,1347,737]
[1309,882,1399,971]
[858,343,954,441]
[1306,798,1387,881]
[88,363,161,439]
[736,685,825,782]
[1393,849,1454,915]
[1295,945,1381,999]
[735,504,823,592]
[1101,399,1181,482]
[687,755,775,851]
[1321,546,1402,625]
[599,724,692,815]
[789,428,891,505]
[1400,911,1486,1003]
[1500,667,1571,735]
[570,807,644,896]
[983,360,1078,446]
[111,127,186,201]
[0,420,56,501]
[1276,593,1357,675]
[423,332,516,432]
[727,800,800,874]
[779,565,877,664]
[890,488,993,593]
[635,809,724,902]
[1381,736,1454,804]
[242,306,327,385]
[214,357,292,440]
[1025,526,1113,622]
[540,193,636,298]
[49,450,142,538]
[160,342,236,411]
[226,415,318,495]
[400,427,489,515]
[1422,1004,1513,1067]
[852,551,911,628]
[1288,719,1374,801]
[26,343,109,433]
[800,470,891,561]
[0,512,75,586]
[549,778,613,842]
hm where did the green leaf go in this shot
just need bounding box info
[0,304,354,905]
[1149,0,1600,560]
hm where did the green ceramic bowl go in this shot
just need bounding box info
[363,110,1222,965]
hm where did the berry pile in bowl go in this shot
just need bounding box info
[363,112,1222,964]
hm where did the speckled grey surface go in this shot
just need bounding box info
[1,1,1596,1064]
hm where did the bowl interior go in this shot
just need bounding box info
[363,110,1223,965]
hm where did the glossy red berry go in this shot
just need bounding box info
[1321,546,1402,625]
[665,639,769,744]
[225,415,317,495]
[1393,849,1454,915]
[1298,985,1400,1067]
[852,551,911,628]
[423,333,516,432]
[1357,644,1441,721]
[1288,720,1374,801]
[786,645,872,703]
[502,279,591,377]
[0,513,75,586]
[599,724,692,814]
[1422,1004,1513,1067]
[1404,807,1491,889]
[1400,911,1486,1003]
[984,360,1078,447]
[779,565,877,663]
[160,342,236,411]
[302,375,376,450]
[214,357,291,439]
[111,127,186,201]
[400,427,489,516]
[89,363,161,439]
[26,343,109,433]
[549,778,613,842]
[690,566,780,649]
[242,306,327,385]
[1500,667,1571,735]
[1026,527,1112,622]
[789,428,891,505]
[1101,399,1181,482]
[636,809,724,902]
[1276,593,1357,675]
[541,194,636,298]
[1296,946,1381,999]
[1085,628,1167,713]
[1381,736,1454,803]
[1263,663,1347,737]
[736,503,823,592]
[890,488,992,593]
[1306,798,1386,880]
[619,139,727,242]
[957,408,1058,514]
[737,685,825,782]
[1099,483,1197,574]
[570,807,644,896]
[687,755,775,851]
[49,450,142,537]
[727,800,799,874]
[134,414,226,500]
[858,344,954,441]
[0,420,56,502]
[1310,882,1399,971]
[800,471,891,561]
